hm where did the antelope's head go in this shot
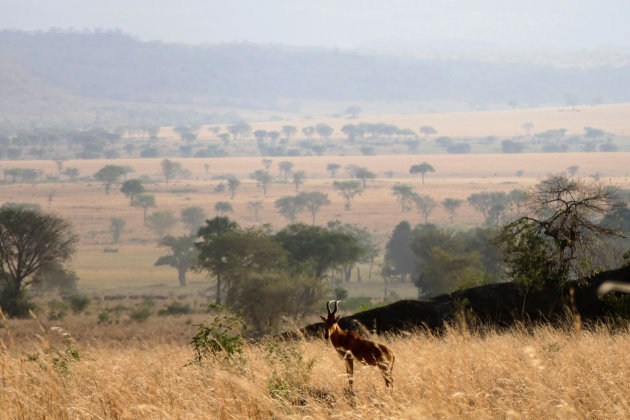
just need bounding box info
[320,300,340,340]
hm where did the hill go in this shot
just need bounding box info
[2,30,630,126]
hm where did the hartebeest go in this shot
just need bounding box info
[321,300,395,388]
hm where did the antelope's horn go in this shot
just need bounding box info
[326,300,333,315]
[332,300,339,315]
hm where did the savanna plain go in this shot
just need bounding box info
[2,105,630,418]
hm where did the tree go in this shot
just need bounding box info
[155,235,198,287]
[409,162,435,184]
[275,224,362,279]
[564,93,578,111]
[508,189,529,214]
[227,121,252,141]
[253,170,273,195]
[392,184,416,213]
[161,159,190,184]
[292,170,306,192]
[497,174,620,291]
[522,122,534,136]
[227,177,241,199]
[131,193,156,222]
[442,198,463,224]
[94,164,127,195]
[302,126,315,138]
[247,200,263,221]
[0,207,78,317]
[327,163,341,178]
[355,167,377,188]
[215,202,233,216]
[383,221,417,282]
[467,192,510,226]
[315,123,333,141]
[501,140,524,153]
[413,194,437,224]
[568,165,579,177]
[419,126,437,140]
[344,105,362,119]
[282,125,297,140]
[275,196,305,224]
[333,180,363,210]
[146,210,178,237]
[278,161,294,181]
[298,191,330,225]
[120,179,145,203]
[181,206,207,234]
[110,217,125,243]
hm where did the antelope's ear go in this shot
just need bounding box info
[320,316,327,322]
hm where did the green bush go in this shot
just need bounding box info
[158,300,191,316]
[67,295,90,314]
[191,304,247,364]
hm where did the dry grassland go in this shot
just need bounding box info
[195,103,630,139]
[1,313,629,419]
[2,152,629,293]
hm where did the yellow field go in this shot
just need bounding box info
[1,314,628,419]
[1,152,629,294]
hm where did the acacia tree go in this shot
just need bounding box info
[333,180,363,210]
[110,217,126,243]
[442,198,463,224]
[355,167,377,188]
[278,161,294,181]
[292,170,306,192]
[131,193,156,222]
[247,200,263,221]
[155,235,198,287]
[180,206,206,234]
[253,170,273,195]
[419,126,437,140]
[94,164,127,195]
[0,207,78,317]
[392,184,416,213]
[275,196,305,224]
[467,191,510,226]
[227,177,241,199]
[413,194,437,224]
[409,162,435,184]
[120,179,145,203]
[215,202,233,216]
[497,174,620,291]
[298,191,330,225]
[326,163,341,178]
[146,210,178,237]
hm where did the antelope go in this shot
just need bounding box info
[321,300,395,388]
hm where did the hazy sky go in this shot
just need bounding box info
[2,0,629,50]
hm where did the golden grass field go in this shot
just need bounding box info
[1,312,629,419]
[1,151,629,295]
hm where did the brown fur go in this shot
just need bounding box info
[321,301,395,388]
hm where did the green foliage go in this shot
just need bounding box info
[601,293,630,321]
[334,287,348,300]
[68,294,90,314]
[265,340,317,404]
[130,301,153,322]
[94,164,127,195]
[191,304,247,363]
[158,300,192,316]
[146,210,178,237]
[30,263,78,296]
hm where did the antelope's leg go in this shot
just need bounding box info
[344,352,354,387]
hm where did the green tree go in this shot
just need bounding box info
[413,194,437,224]
[227,177,241,199]
[161,159,190,184]
[110,217,125,243]
[281,125,297,141]
[355,167,377,188]
[419,126,437,140]
[298,191,330,225]
[292,170,307,192]
[315,123,333,141]
[392,184,416,213]
[278,161,294,181]
[120,179,145,203]
[497,174,620,291]
[344,105,362,119]
[409,162,435,184]
[131,193,156,222]
[0,208,78,317]
[327,163,341,178]
[227,121,252,141]
[522,121,534,136]
[442,198,463,224]
[94,164,127,195]
[180,206,207,234]
[155,235,198,287]
[146,210,178,237]
[215,201,233,216]
[382,221,417,282]
[247,200,263,221]
[253,170,273,195]
[467,191,510,226]
[333,180,363,210]
[275,196,305,224]
[275,223,362,279]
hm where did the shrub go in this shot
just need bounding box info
[158,300,192,316]
[68,295,90,314]
[191,304,247,364]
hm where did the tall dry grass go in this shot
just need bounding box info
[1,310,628,419]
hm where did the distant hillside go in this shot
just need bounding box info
[2,30,630,109]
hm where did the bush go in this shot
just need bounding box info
[0,288,35,318]
[191,304,247,364]
[67,295,90,314]
[158,300,192,316]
